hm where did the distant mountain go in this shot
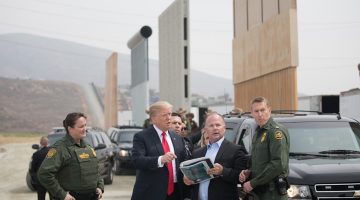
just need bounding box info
[0,33,233,98]
[0,77,88,133]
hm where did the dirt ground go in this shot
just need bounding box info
[0,136,135,200]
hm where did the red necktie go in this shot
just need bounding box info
[162,132,174,195]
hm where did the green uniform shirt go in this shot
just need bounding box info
[249,117,290,199]
[38,134,104,200]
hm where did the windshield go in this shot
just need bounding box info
[225,128,236,142]
[283,121,360,153]
[116,131,137,143]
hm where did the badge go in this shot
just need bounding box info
[275,131,283,140]
[79,152,90,159]
[46,148,56,158]
[261,132,267,143]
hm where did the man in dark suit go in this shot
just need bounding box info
[184,112,248,200]
[29,136,51,200]
[131,101,187,200]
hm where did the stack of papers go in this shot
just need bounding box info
[180,157,215,183]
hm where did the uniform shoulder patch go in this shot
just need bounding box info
[274,131,283,140]
[46,148,57,158]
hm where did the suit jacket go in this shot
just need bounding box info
[131,125,187,200]
[190,139,248,200]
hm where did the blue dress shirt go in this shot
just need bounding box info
[198,137,224,200]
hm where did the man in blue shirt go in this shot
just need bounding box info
[183,112,247,200]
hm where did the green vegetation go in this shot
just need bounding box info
[0,132,46,137]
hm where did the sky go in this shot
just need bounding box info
[0,0,359,96]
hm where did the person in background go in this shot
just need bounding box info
[186,112,198,134]
[239,97,290,200]
[193,129,209,149]
[143,110,152,128]
[38,112,104,200]
[184,112,248,200]
[229,107,243,116]
[170,112,193,200]
[29,136,51,200]
[176,108,192,133]
[131,101,187,200]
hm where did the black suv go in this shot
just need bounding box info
[108,126,142,174]
[27,128,115,191]
[224,111,360,199]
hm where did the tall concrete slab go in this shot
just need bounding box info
[127,26,152,126]
[159,0,190,111]
[233,0,298,110]
[104,52,118,130]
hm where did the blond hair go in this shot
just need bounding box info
[149,101,173,118]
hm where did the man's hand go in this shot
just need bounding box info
[243,181,253,193]
[96,188,103,199]
[183,175,195,186]
[160,152,177,164]
[64,192,75,200]
[239,169,251,183]
[208,163,223,176]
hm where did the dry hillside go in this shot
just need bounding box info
[0,77,90,133]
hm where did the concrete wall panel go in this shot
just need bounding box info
[233,0,248,38]
[263,0,279,21]
[234,67,297,111]
[233,11,298,84]
[159,0,190,110]
[248,0,262,30]
[104,52,118,130]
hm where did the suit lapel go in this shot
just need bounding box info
[149,126,164,155]
[169,131,179,151]
[215,139,228,162]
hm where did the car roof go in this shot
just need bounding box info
[223,111,357,123]
[113,125,143,129]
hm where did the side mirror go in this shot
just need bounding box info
[32,144,40,150]
[94,143,106,150]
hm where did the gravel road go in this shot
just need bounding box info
[0,142,135,200]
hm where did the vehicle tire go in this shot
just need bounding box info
[103,165,113,185]
[26,172,36,191]
[113,160,122,175]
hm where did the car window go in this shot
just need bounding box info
[116,131,137,143]
[101,132,112,146]
[240,127,253,154]
[283,121,360,153]
[93,133,103,146]
[109,130,117,140]
[224,122,240,143]
[224,128,235,142]
[112,132,119,142]
[83,135,94,147]
[350,122,360,145]
[48,134,65,146]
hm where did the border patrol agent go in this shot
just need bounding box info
[239,97,290,200]
[38,113,104,200]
